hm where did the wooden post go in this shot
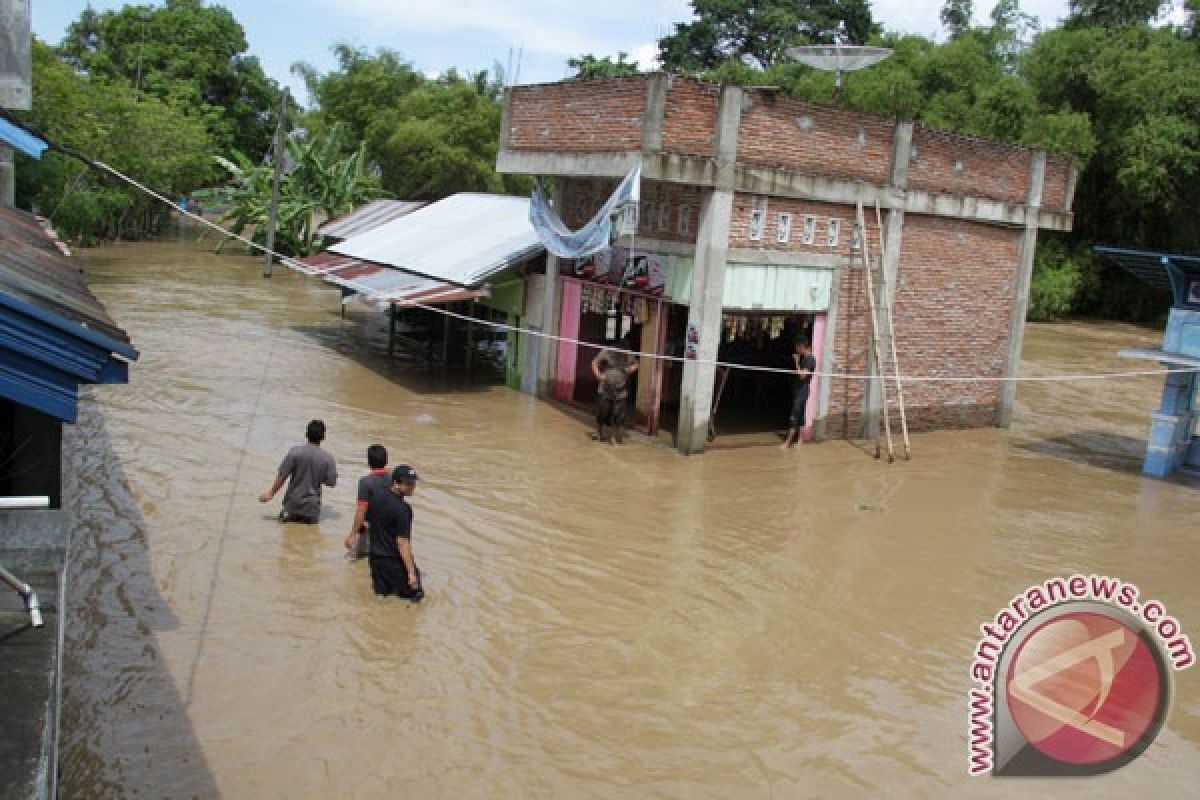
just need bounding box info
[262,89,288,278]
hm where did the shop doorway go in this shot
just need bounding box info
[710,312,816,439]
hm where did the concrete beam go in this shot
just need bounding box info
[498,148,1073,232]
[997,150,1047,427]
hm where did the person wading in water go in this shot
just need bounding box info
[366,465,423,602]
[781,340,816,449]
[591,337,639,445]
[343,443,389,559]
[259,419,338,523]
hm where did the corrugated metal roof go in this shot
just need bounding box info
[1094,246,1198,295]
[331,193,544,288]
[0,206,134,353]
[0,206,138,422]
[290,252,482,306]
[317,199,426,240]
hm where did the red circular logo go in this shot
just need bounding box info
[1006,611,1164,766]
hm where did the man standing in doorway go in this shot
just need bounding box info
[592,337,639,445]
[259,419,338,523]
[343,444,389,559]
[367,465,423,601]
[782,340,816,449]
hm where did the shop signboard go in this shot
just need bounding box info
[563,246,670,295]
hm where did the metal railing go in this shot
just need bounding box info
[0,496,51,628]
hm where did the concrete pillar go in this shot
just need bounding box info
[634,300,661,427]
[997,151,1046,427]
[863,121,912,438]
[674,84,742,455]
[0,145,13,208]
[641,73,668,153]
[676,188,734,454]
[536,182,564,399]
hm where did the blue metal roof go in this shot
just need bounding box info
[0,118,48,160]
[0,207,136,423]
[1093,246,1200,305]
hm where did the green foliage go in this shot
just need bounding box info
[1029,238,1085,320]
[58,0,283,158]
[199,124,382,257]
[658,0,880,71]
[293,45,424,145]
[567,53,641,79]
[15,38,218,242]
[941,0,975,38]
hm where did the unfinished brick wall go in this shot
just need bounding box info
[661,78,720,158]
[736,93,893,184]
[1041,154,1072,213]
[507,76,649,153]
[823,215,1020,436]
[909,126,1031,204]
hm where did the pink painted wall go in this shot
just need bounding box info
[555,280,582,403]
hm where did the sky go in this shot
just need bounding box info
[28,0,1098,106]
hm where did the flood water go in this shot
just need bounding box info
[58,235,1200,798]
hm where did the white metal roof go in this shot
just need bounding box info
[330,193,544,288]
[317,199,426,239]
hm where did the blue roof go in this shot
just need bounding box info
[1094,246,1200,308]
[0,207,136,423]
[0,118,48,160]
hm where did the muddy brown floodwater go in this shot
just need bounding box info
[57,235,1200,799]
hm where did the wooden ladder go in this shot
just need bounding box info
[856,200,912,462]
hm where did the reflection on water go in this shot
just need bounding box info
[60,237,1200,798]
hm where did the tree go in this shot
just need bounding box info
[292,45,424,145]
[940,0,974,39]
[567,53,641,79]
[16,38,218,243]
[201,124,382,257]
[58,0,281,157]
[1067,0,1168,28]
[658,0,878,72]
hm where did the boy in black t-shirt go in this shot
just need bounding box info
[782,340,817,449]
[366,465,423,601]
[343,444,389,559]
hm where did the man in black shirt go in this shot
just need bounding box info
[366,464,423,601]
[782,340,816,449]
[591,337,639,445]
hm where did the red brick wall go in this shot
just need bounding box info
[824,215,1020,435]
[1042,154,1072,213]
[507,76,649,153]
[638,181,704,244]
[661,78,720,158]
[909,126,1030,204]
[736,93,894,184]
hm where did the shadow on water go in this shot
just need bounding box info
[58,399,221,799]
[1018,429,1200,487]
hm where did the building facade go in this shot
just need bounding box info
[497,74,1076,454]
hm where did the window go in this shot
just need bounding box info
[617,204,638,236]
[678,205,691,235]
[827,218,841,248]
[801,215,817,245]
[640,203,654,232]
[658,202,671,231]
[749,209,765,241]
[776,213,793,244]
[850,223,863,251]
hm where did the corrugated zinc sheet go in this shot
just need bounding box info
[722,264,833,312]
[291,252,481,306]
[331,193,544,288]
[1094,246,1197,297]
[317,199,426,240]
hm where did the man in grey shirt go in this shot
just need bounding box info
[259,419,338,523]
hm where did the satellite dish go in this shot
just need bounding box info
[786,24,892,91]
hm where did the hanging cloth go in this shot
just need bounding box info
[529,166,642,259]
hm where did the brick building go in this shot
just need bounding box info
[496,73,1076,454]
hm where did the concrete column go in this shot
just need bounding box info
[676,188,734,454]
[674,84,742,455]
[0,145,13,207]
[641,73,668,153]
[634,300,660,426]
[997,151,1046,427]
[863,121,912,438]
[536,181,565,399]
